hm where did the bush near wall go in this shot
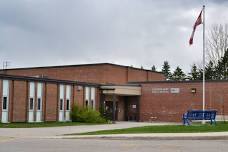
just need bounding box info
[71,105,107,123]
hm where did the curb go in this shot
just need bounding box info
[65,136,228,140]
[50,132,228,140]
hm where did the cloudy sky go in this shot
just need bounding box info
[0,0,228,72]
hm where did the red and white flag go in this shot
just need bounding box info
[189,10,203,45]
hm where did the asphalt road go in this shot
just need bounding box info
[0,138,228,152]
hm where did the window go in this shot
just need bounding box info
[132,104,137,109]
[66,99,70,110]
[29,98,34,110]
[37,98,41,110]
[60,99,63,110]
[3,97,7,110]
[85,100,88,107]
[91,100,94,108]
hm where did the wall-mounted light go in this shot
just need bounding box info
[191,88,196,94]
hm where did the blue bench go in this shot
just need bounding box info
[183,110,217,125]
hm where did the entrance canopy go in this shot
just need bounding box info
[100,85,141,96]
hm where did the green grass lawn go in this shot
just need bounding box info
[76,122,228,135]
[0,121,105,128]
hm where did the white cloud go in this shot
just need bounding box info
[0,0,227,73]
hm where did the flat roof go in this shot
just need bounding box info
[0,63,163,74]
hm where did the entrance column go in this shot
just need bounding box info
[112,95,117,123]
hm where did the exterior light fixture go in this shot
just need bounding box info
[191,88,196,94]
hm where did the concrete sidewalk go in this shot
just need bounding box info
[1,121,228,140]
[0,122,177,138]
[54,132,228,140]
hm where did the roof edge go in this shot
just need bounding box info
[129,79,228,84]
[0,63,163,74]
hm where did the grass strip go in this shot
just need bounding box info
[76,122,228,135]
[0,122,105,128]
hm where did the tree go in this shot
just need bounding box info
[151,65,156,72]
[189,64,201,80]
[206,24,228,65]
[221,49,228,79]
[161,61,171,80]
[215,48,228,79]
[189,62,215,80]
[172,66,186,80]
[205,61,215,80]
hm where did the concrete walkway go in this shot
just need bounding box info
[2,122,228,140]
[0,122,176,138]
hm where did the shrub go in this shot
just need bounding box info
[71,105,107,123]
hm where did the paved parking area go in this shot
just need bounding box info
[0,122,176,138]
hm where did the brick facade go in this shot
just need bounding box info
[139,81,228,122]
[1,63,228,123]
[3,63,165,84]
[45,83,58,121]
[12,80,28,122]
[0,76,100,122]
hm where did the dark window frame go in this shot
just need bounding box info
[29,98,34,110]
[85,100,88,107]
[66,99,70,110]
[3,96,8,110]
[37,98,41,110]
[60,99,63,110]
[91,100,94,108]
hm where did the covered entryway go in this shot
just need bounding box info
[100,85,141,122]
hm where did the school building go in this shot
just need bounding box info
[0,63,228,123]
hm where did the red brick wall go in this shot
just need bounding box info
[5,66,105,83]
[4,64,165,84]
[96,88,101,111]
[0,77,103,122]
[73,85,84,107]
[43,83,47,121]
[45,83,58,121]
[9,80,14,122]
[140,82,228,122]
[103,65,127,84]
[12,80,27,122]
[127,68,148,82]
[147,72,166,81]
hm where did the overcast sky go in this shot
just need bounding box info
[0,0,228,72]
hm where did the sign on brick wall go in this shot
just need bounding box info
[152,88,180,94]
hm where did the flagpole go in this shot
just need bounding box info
[202,5,206,124]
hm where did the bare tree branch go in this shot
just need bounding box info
[206,24,228,65]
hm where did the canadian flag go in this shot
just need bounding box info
[189,10,203,45]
